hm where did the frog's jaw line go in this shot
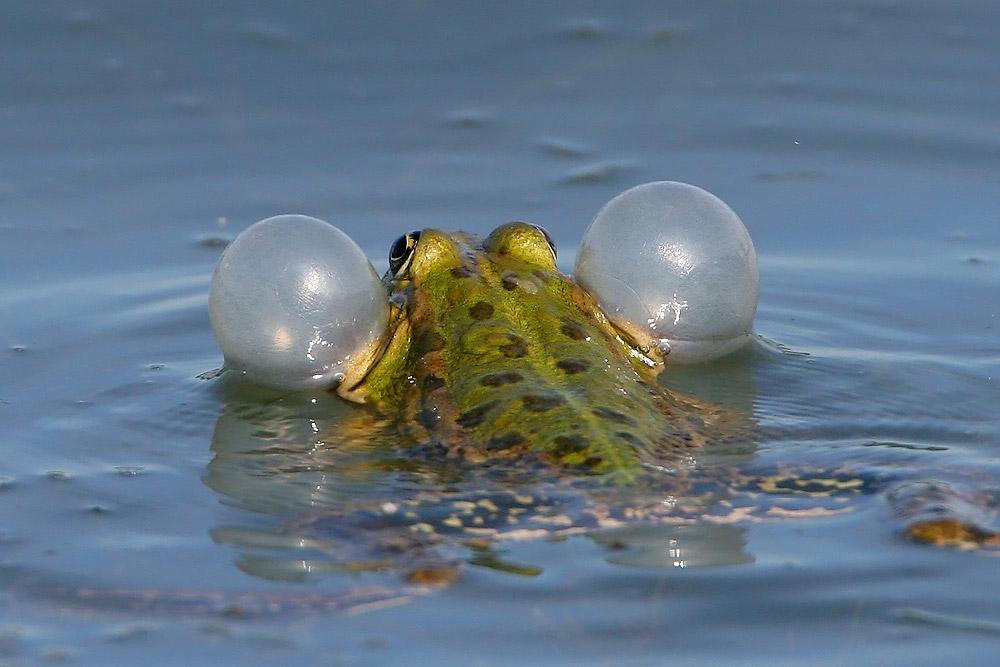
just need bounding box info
[336,302,417,406]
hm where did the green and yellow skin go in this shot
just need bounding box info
[335,222,722,478]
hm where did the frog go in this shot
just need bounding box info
[332,221,725,478]
[16,222,1000,618]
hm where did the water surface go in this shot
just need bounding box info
[1,2,998,664]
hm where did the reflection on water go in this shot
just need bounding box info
[198,335,999,601]
[199,353,787,587]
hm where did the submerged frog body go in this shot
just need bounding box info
[335,222,725,476]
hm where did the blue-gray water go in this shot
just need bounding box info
[1,2,998,664]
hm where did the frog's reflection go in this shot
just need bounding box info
[203,353,762,585]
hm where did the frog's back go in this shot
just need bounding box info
[400,226,725,474]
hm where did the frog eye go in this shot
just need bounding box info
[388,230,421,277]
[530,224,557,260]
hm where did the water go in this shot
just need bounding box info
[1,1,999,664]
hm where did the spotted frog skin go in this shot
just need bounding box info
[335,222,722,477]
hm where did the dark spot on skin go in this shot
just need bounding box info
[451,266,477,278]
[422,374,446,392]
[552,435,589,457]
[556,358,590,374]
[522,395,565,412]
[456,400,499,428]
[616,431,643,448]
[560,320,587,340]
[593,407,637,427]
[479,371,524,387]
[487,432,525,451]
[582,456,605,469]
[418,330,446,354]
[469,301,494,320]
[501,276,519,291]
[498,338,528,358]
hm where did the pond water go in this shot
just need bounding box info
[1,1,999,664]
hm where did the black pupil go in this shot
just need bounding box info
[389,231,420,274]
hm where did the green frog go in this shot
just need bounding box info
[332,221,724,478]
